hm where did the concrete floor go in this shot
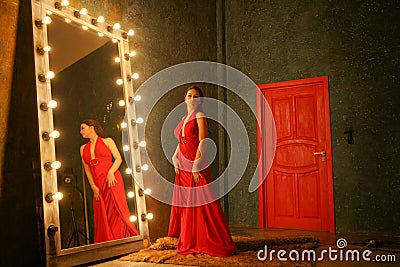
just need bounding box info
[90,227,400,267]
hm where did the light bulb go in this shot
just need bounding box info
[121,122,127,128]
[79,8,88,15]
[43,16,52,25]
[128,29,135,36]
[114,57,121,63]
[61,0,69,6]
[130,215,137,222]
[129,51,136,57]
[97,16,105,23]
[98,32,104,37]
[136,117,144,124]
[144,188,151,195]
[134,95,141,101]
[45,71,55,79]
[123,145,130,151]
[43,46,51,52]
[125,168,132,174]
[51,161,61,169]
[139,141,146,147]
[132,73,139,79]
[116,79,123,85]
[49,130,60,139]
[118,100,125,106]
[65,18,71,23]
[113,23,121,30]
[52,192,63,200]
[47,100,58,109]
[112,38,118,43]
[146,213,154,220]
[82,25,88,30]
[127,191,135,198]
[46,10,53,15]
[141,164,149,171]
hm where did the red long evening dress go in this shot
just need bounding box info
[168,111,237,257]
[82,137,138,243]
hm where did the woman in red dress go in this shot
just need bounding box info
[168,86,237,257]
[80,119,138,243]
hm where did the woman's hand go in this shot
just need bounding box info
[107,171,117,187]
[192,171,202,183]
[91,184,100,200]
[172,156,180,175]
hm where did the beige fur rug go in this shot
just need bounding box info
[120,236,320,266]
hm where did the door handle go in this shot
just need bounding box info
[314,151,326,156]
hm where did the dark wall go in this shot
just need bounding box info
[0,1,45,266]
[224,0,400,234]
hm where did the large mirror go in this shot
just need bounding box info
[31,0,149,266]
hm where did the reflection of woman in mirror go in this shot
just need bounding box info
[79,119,138,243]
[168,86,237,256]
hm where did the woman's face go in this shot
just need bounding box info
[185,89,201,107]
[80,123,93,138]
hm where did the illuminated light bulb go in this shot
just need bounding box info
[125,168,132,174]
[61,0,69,6]
[51,161,61,169]
[79,8,88,15]
[134,95,141,101]
[112,38,118,43]
[97,32,104,37]
[53,192,63,200]
[97,16,105,23]
[113,23,121,30]
[129,51,136,57]
[47,100,58,109]
[82,25,89,30]
[45,192,63,203]
[144,188,151,195]
[130,215,137,222]
[121,122,127,128]
[128,29,135,36]
[114,57,121,63]
[43,46,51,52]
[141,164,149,171]
[43,16,52,25]
[127,191,135,198]
[45,71,55,79]
[132,73,139,79]
[116,79,123,85]
[49,130,60,139]
[139,141,146,147]
[65,18,71,23]
[123,145,130,151]
[136,117,144,124]
[46,10,53,15]
[146,213,154,220]
[118,100,125,106]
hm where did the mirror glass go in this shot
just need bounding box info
[46,12,139,249]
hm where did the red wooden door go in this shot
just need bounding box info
[257,76,335,233]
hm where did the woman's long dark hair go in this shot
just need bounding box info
[81,119,107,138]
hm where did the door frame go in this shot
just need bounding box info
[256,76,335,233]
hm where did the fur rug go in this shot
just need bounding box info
[119,236,320,266]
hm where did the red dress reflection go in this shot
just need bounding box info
[168,112,237,257]
[82,138,138,243]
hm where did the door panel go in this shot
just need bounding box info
[257,76,335,232]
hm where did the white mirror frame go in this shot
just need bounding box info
[31,1,149,266]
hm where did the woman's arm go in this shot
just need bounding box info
[192,112,208,183]
[80,145,100,200]
[103,137,122,187]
